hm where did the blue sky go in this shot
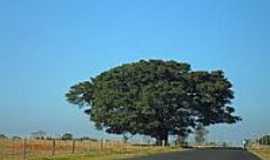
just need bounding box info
[0,0,269,144]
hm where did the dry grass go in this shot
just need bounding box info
[32,146,181,160]
[249,145,270,160]
[0,139,182,160]
[0,139,131,160]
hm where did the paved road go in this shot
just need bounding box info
[127,149,262,160]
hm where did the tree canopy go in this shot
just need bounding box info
[66,59,241,145]
[61,133,73,140]
[31,130,47,139]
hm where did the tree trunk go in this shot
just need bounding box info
[155,132,169,146]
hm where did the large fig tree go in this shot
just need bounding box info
[66,60,241,145]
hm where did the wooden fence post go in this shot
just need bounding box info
[23,138,27,160]
[120,141,124,154]
[12,139,15,157]
[123,142,127,153]
[0,140,3,160]
[88,140,92,152]
[52,139,56,156]
[108,141,111,154]
[72,140,76,154]
[100,139,103,151]
[103,140,106,153]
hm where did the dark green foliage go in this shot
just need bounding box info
[12,136,22,140]
[31,130,47,140]
[66,59,241,145]
[258,135,270,145]
[0,134,8,139]
[78,137,98,142]
[62,133,73,140]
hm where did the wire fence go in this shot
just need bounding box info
[246,134,270,150]
[0,138,148,160]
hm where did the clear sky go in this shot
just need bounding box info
[0,0,269,144]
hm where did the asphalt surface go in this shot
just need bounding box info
[127,149,262,160]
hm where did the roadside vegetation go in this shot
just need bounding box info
[250,148,270,160]
[247,135,270,160]
[31,146,181,160]
[0,138,183,160]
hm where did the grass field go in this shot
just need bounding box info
[250,149,270,160]
[32,146,180,160]
[249,145,270,160]
[0,139,182,160]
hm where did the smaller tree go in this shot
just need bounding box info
[62,133,73,140]
[79,136,98,142]
[122,135,129,143]
[12,136,22,140]
[194,124,209,145]
[31,130,47,140]
[45,136,54,140]
[0,134,8,139]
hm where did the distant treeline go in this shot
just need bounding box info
[0,133,98,142]
[0,134,22,140]
[257,135,270,145]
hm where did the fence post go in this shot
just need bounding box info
[12,138,15,157]
[88,140,92,152]
[120,141,124,154]
[0,140,3,160]
[23,138,27,160]
[52,139,56,156]
[103,140,106,153]
[100,139,103,151]
[162,140,165,147]
[72,140,76,154]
